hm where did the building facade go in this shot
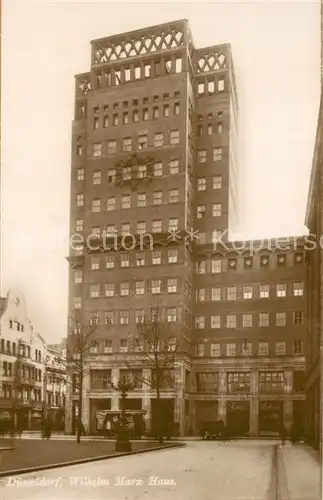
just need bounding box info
[66,20,306,436]
[44,344,66,431]
[304,93,323,450]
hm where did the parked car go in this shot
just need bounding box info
[200,420,225,440]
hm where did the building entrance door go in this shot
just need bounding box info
[227,401,250,436]
[259,401,282,435]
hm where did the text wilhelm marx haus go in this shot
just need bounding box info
[66,20,306,437]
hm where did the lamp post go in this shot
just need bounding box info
[111,375,137,452]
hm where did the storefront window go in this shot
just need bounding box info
[259,372,284,393]
[196,372,219,392]
[227,372,250,393]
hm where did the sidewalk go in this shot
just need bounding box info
[279,444,321,500]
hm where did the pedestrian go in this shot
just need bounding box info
[105,419,111,439]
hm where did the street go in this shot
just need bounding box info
[0,440,277,500]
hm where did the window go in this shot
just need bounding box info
[197,205,206,219]
[120,282,129,296]
[167,308,177,322]
[103,340,113,353]
[93,117,99,129]
[121,254,130,268]
[276,284,287,298]
[294,283,304,296]
[170,130,179,145]
[169,189,179,203]
[154,162,163,176]
[243,314,252,327]
[168,218,178,232]
[196,316,205,329]
[76,219,84,232]
[227,343,236,357]
[75,244,84,255]
[90,285,100,298]
[168,249,178,263]
[141,108,148,121]
[89,313,99,327]
[136,281,145,295]
[92,225,101,236]
[121,223,130,235]
[113,114,118,126]
[198,82,205,95]
[152,280,161,294]
[228,258,237,270]
[154,133,164,147]
[217,123,223,134]
[259,372,284,393]
[258,342,269,356]
[213,148,222,161]
[198,150,207,164]
[169,159,179,175]
[138,135,147,150]
[106,225,116,237]
[293,340,303,354]
[92,199,101,212]
[168,278,177,293]
[211,344,220,357]
[107,169,116,183]
[227,315,236,328]
[91,256,100,270]
[211,287,221,301]
[103,116,109,128]
[174,102,180,115]
[122,195,131,209]
[122,167,131,181]
[276,312,286,326]
[260,284,270,298]
[259,313,269,327]
[137,221,146,234]
[212,230,221,243]
[136,253,145,266]
[212,259,222,274]
[106,255,114,269]
[277,254,286,266]
[197,178,206,191]
[228,372,250,392]
[107,141,116,154]
[207,124,212,135]
[107,197,116,211]
[197,344,205,357]
[197,261,206,274]
[198,288,205,301]
[76,145,83,156]
[211,316,221,329]
[153,191,162,205]
[135,310,145,325]
[122,138,132,152]
[137,193,146,207]
[164,105,169,117]
[227,286,237,301]
[120,311,129,325]
[293,311,303,325]
[77,168,84,181]
[76,194,84,207]
[153,107,159,120]
[152,251,161,265]
[138,165,147,178]
[212,204,222,217]
[218,79,224,91]
[243,285,253,299]
[93,142,102,156]
[74,271,83,284]
[105,284,114,297]
[92,171,101,185]
[275,342,286,355]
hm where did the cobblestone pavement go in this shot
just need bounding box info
[0,440,276,500]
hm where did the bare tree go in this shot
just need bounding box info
[127,309,178,444]
[55,312,98,443]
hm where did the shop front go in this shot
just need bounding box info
[259,401,282,435]
[195,400,218,432]
[227,401,250,436]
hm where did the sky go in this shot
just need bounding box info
[1,0,321,343]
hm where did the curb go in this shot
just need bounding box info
[0,442,185,478]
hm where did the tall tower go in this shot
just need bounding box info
[66,20,238,435]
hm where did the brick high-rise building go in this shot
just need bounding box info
[66,20,306,436]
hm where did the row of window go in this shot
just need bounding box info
[2,386,42,402]
[196,253,304,273]
[196,340,303,358]
[196,122,223,137]
[3,361,42,381]
[8,320,24,332]
[195,311,304,329]
[76,130,181,157]
[89,189,186,212]
[196,283,304,302]
[88,278,181,298]
[92,102,181,130]
[0,339,33,358]
[73,219,182,240]
[197,79,225,95]
[91,92,181,114]
[197,148,223,163]
[76,159,181,184]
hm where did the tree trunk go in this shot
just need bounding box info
[77,371,83,444]
[156,386,163,444]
